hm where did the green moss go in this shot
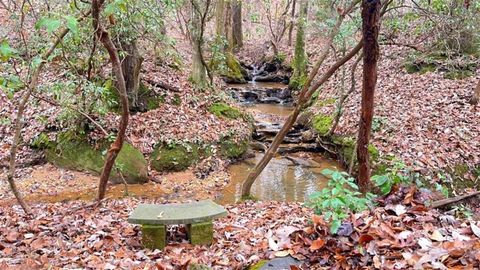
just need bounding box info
[31,133,53,149]
[141,224,166,250]
[404,62,436,74]
[224,52,246,82]
[444,70,474,80]
[317,98,336,107]
[208,102,242,119]
[312,114,333,136]
[249,260,268,270]
[187,221,213,245]
[220,137,249,159]
[172,94,182,106]
[189,264,211,270]
[331,135,379,164]
[150,143,200,172]
[46,133,148,184]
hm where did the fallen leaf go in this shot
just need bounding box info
[309,239,325,251]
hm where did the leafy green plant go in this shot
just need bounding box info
[307,169,375,234]
[372,160,418,195]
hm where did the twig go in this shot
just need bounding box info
[431,191,480,209]
[31,93,109,137]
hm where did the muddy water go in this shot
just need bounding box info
[243,103,293,117]
[219,82,343,204]
[219,152,341,204]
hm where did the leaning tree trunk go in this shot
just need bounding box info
[231,0,243,48]
[470,79,479,105]
[289,0,308,90]
[120,39,143,110]
[241,1,362,198]
[356,0,381,193]
[92,0,130,201]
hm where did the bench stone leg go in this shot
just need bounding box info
[187,221,213,245]
[141,224,166,249]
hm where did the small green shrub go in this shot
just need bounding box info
[372,160,417,195]
[306,169,375,234]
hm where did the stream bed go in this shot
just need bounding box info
[219,82,342,204]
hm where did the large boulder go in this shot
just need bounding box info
[46,134,148,184]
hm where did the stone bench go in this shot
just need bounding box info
[128,200,227,249]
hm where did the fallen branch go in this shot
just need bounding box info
[431,191,480,209]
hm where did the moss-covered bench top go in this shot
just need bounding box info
[128,200,228,225]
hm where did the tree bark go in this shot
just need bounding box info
[289,0,308,90]
[470,79,479,105]
[231,0,243,48]
[215,0,225,37]
[92,0,130,201]
[288,0,296,46]
[356,0,381,193]
[6,11,91,215]
[120,39,143,110]
[190,0,212,87]
[241,1,362,198]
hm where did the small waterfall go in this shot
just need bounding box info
[251,65,259,82]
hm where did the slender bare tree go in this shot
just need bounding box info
[356,0,381,193]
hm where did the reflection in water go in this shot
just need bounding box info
[219,153,341,204]
[242,103,293,117]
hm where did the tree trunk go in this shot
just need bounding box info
[120,39,143,110]
[356,0,381,193]
[190,1,207,87]
[231,0,243,48]
[470,80,479,105]
[289,0,308,90]
[241,1,362,198]
[215,0,225,37]
[288,0,297,46]
[92,0,130,201]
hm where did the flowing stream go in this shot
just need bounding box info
[219,82,342,204]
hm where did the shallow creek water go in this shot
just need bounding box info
[219,82,342,204]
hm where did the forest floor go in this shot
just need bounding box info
[1,188,480,269]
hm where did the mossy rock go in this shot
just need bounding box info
[220,137,249,159]
[249,260,268,270]
[46,133,148,184]
[216,52,247,83]
[150,143,200,172]
[208,102,242,119]
[312,114,333,136]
